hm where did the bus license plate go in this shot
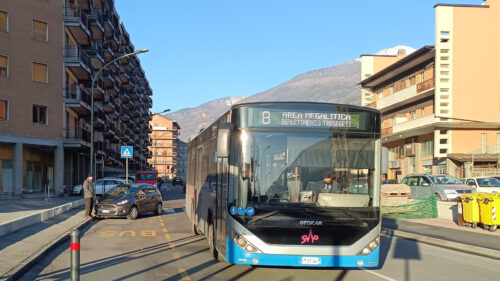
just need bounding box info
[301,257,320,265]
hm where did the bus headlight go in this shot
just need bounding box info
[359,236,379,255]
[233,233,262,253]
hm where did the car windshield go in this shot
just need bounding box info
[428,175,463,185]
[105,184,139,196]
[231,129,377,209]
[136,173,156,181]
[477,178,500,187]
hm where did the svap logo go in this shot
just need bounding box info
[301,229,319,245]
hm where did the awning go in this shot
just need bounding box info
[447,153,500,163]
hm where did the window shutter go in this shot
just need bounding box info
[33,63,47,83]
[33,20,47,41]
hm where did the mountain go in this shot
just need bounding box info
[166,97,245,142]
[167,45,415,141]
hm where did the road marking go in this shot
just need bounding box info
[160,222,165,227]
[119,231,136,237]
[178,268,191,280]
[162,228,168,233]
[165,233,171,240]
[362,269,398,281]
[172,252,180,260]
[168,242,175,249]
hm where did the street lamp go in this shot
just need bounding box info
[89,48,149,180]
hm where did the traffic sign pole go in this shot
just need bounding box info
[126,158,129,184]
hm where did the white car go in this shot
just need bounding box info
[73,178,127,196]
[463,177,500,193]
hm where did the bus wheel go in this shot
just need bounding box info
[208,223,218,260]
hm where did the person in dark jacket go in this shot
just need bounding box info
[83,174,94,217]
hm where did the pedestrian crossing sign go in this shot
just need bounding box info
[121,146,133,158]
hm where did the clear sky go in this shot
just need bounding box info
[114,0,483,113]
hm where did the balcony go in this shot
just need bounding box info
[382,115,438,143]
[64,85,91,115]
[83,80,105,101]
[100,98,115,113]
[93,0,104,9]
[90,108,106,129]
[64,47,91,81]
[119,92,130,104]
[103,10,116,37]
[63,6,91,46]
[63,127,91,148]
[87,11,104,40]
[375,80,435,112]
[117,69,129,84]
[100,69,114,88]
[86,41,105,69]
[102,41,115,62]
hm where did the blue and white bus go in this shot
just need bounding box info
[186,102,386,268]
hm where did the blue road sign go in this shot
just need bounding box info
[237,207,246,216]
[246,207,255,216]
[230,206,237,215]
[121,146,133,158]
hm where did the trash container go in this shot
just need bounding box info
[460,193,481,228]
[478,193,500,232]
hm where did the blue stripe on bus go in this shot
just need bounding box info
[225,238,379,268]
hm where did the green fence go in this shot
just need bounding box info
[381,192,438,219]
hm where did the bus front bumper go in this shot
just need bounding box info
[225,238,380,268]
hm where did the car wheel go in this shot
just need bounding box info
[128,206,138,220]
[155,202,163,216]
[489,225,497,232]
[208,222,218,260]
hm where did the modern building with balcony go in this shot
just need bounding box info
[0,0,153,197]
[359,1,500,180]
[148,115,181,179]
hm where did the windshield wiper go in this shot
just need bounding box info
[246,211,280,227]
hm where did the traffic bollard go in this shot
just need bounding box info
[70,229,80,281]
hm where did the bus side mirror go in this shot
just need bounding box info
[381,146,388,174]
[217,122,234,158]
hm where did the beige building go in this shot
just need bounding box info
[360,0,500,180]
[149,115,180,179]
[0,0,153,197]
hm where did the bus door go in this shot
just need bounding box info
[216,157,229,256]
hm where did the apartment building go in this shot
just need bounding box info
[359,0,500,180]
[0,0,153,197]
[148,115,180,179]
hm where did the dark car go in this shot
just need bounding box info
[95,183,163,219]
[172,177,184,186]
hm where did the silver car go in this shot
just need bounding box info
[401,174,475,201]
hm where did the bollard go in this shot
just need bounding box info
[70,229,80,281]
[456,197,465,227]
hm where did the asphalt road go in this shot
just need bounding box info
[21,185,500,281]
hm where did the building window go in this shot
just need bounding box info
[32,105,47,124]
[0,99,8,120]
[32,62,47,83]
[0,55,7,76]
[0,11,7,32]
[481,133,487,153]
[421,139,433,157]
[411,110,416,120]
[33,20,48,41]
[496,134,500,154]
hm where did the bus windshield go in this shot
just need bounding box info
[232,129,377,209]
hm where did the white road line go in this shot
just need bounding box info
[362,269,399,281]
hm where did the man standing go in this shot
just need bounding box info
[83,174,94,218]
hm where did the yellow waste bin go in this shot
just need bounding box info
[460,193,481,228]
[478,193,500,232]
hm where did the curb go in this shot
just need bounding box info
[381,227,500,260]
[0,199,85,238]
[2,217,94,281]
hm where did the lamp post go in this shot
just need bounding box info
[89,48,149,179]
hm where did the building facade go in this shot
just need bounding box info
[0,0,153,197]
[360,1,500,181]
[148,115,180,179]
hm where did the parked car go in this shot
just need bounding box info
[95,183,163,219]
[401,174,475,201]
[73,178,126,196]
[382,179,397,184]
[463,177,500,193]
[172,177,184,186]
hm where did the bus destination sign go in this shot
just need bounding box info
[249,108,366,130]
